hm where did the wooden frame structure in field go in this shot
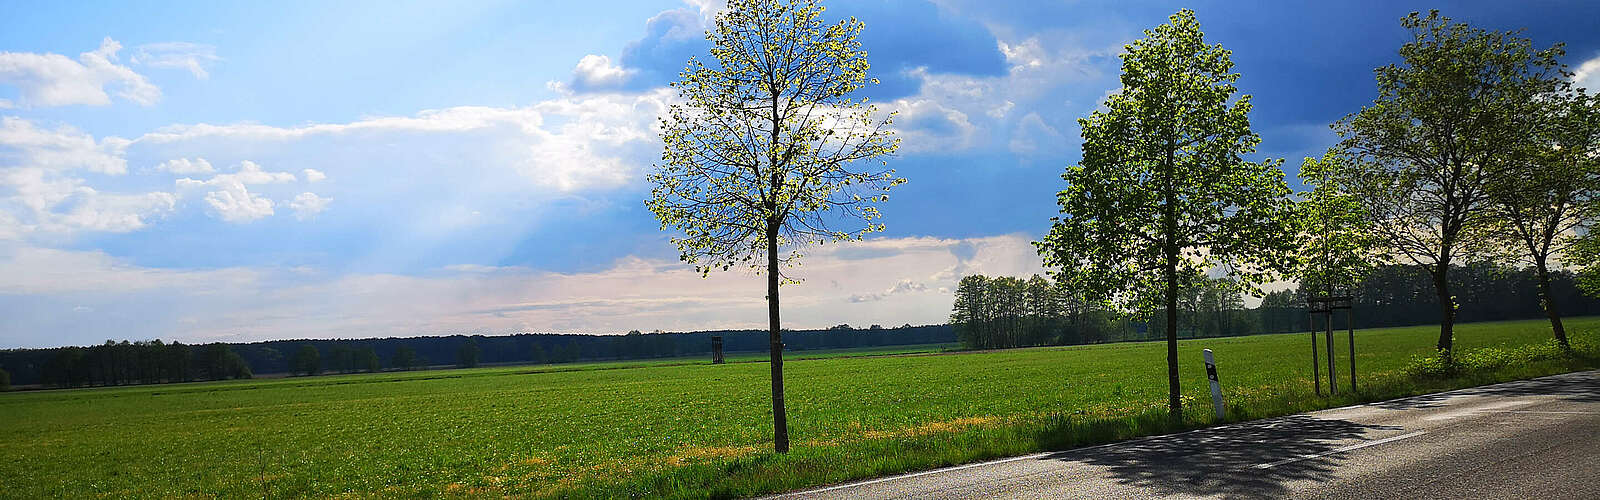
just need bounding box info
[1307,294,1355,395]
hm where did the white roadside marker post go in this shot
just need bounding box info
[1204,349,1225,421]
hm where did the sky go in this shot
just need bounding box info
[2,0,1599,349]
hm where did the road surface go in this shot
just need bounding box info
[774,370,1600,499]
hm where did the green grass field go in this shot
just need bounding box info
[2,319,1595,499]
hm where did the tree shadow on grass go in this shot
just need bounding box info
[1038,414,1393,499]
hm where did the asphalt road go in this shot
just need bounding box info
[774,370,1600,500]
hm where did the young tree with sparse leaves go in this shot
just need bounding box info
[1037,10,1297,419]
[646,0,900,453]
[1295,151,1377,298]
[1333,11,1567,360]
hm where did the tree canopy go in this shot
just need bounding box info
[1486,88,1600,348]
[1332,10,1568,358]
[1037,9,1296,417]
[646,0,900,452]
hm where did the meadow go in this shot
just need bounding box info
[1,319,1596,499]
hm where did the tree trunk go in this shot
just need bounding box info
[1430,265,1454,360]
[766,220,789,453]
[1165,259,1180,419]
[1162,138,1180,420]
[1534,257,1570,350]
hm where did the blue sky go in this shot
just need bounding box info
[2,0,1598,348]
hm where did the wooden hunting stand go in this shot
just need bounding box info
[711,336,725,364]
[1307,294,1355,395]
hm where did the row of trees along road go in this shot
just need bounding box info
[646,2,1599,448]
[1038,10,1600,420]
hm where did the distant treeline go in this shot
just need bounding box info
[0,325,954,388]
[952,262,1600,349]
[948,275,1133,349]
[2,341,254,388]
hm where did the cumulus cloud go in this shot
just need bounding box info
[1575,54,1600,94]
[302,168,326,182]
[287,192,331,220]
[131,42,220,79]
[0,117,174,236]
[0,37,161,107]
[554,54,635,93]
[174,161,298,223]
[154,157,213,174]
[199,181,273,222]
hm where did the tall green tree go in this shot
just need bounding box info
[646,0,901,453]
[1487,90,1599,350]
[0,367,10,391]
[1037,9,1297,418]
[1333,11,1567,359]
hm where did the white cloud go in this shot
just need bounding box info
[683,0,726,22]
[174,161,299,223]
[138,90,672,192]
[0,234,1043,345]
[1574,54,1600,94]
[5,86,672,240]
[231,160,296,184]
[195,179,273,222]
[131,42,220,79]
[0,37,160,107]
[849,279,930,303]
[154,157,214,174]
[1008,112,1066,155]
[0,117,174,236]
[0,116,128,174]
[891,98,978,153]
[569,54,634,89]
[881,34,1115,155]
[287,192,331,220]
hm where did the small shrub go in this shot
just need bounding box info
[1407,333,1598,381]
[1458,347,1513,371]
[1402,350,1454,379]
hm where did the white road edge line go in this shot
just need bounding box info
[1252,431,1427,470]
[776,451,1054,497]
[1477,410,1599,415]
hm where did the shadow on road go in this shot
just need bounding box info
[1370,370,1600,410]
[1045,415,1392,500]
